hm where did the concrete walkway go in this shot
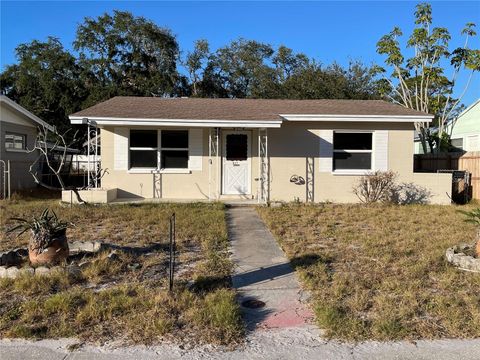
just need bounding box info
[227,206,313,330]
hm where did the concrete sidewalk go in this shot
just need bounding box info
[227,206,313,330]
[2,334,480,360]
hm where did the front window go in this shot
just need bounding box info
[5,132,26,150]
[160,130,189,169]
[129,130,189,170]
[333,132,372,171]
[129,130,158,168]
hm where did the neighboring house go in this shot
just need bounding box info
[447,99,480,152]
[71,135,101,173]
[0,96,53,192]
[414,99,480,154]
[414,130,426,155]
[69,97,452,204]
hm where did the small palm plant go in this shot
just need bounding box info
[458,208,480,257]
[7,208,73,266]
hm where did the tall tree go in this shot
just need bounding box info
[74,10,180,104]
[212,38,275,98]
[375,2,479,153]
[280,60,381,100]
[185,39,210,97]
[272,45,309,83]
[0,37,85,134]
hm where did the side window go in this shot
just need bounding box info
[450,138,463,152]
[5,132,26,150]
[333,132,373,171]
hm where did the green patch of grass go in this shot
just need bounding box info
[13,271,72,296]
[191,289,244,345]
[258,203,480,341]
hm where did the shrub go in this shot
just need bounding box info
[352,171,397,204]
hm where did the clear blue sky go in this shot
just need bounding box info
[1,1,479,105]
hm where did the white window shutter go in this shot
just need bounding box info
[188,128,203,171]
[374,130,389,171]
[319,130,333,172]
[113,127,129,170]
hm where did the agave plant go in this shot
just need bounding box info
[458,208,480,257]
[7,208,73,254]
[459,208,480,226]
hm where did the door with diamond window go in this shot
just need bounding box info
[222,131,251,195]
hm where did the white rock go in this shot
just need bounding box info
[35,266,50,276]
[19,267,35,276]
[6,267,19,279]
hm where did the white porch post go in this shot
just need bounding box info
[87,120,91,188]
[258,128,269,204]
[208,129,211,201]
[208,128,216,201]
[208,128,220,200]
[94,126,98,188]
[257,130,261,203]
[216,127,220,200]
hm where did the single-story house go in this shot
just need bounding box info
[0,95,53,195]
[68,97,452,204]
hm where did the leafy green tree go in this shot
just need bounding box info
[375,2,479,153]
[281,60,380,100]
[0,37,85,134]
[185,39,211,97]
[272,45,309,83]
[211,38,275,98]
[74,10,180,104]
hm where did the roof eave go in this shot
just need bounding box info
[280,114,434,122]
[68,116,283,128]
[1,96,55,131]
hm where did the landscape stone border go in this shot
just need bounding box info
[445,243,480,273]
[0,241,105,279]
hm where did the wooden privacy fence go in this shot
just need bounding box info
[414,151,480,200]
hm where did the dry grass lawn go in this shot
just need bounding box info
[258,203,480,341]
[0,195,243,345]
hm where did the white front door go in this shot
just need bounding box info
[222,131,251,195]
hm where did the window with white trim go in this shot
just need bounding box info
[450,138,463,152]
[333,132,373,171]
[129,130,158,169]
[129,130,189,170]
[5,132,26,150]
[161,130,189,169]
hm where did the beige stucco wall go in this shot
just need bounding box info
[266,122,451,203]
[99,122,452,204]
[62,189,117,204]
[0,104,39,191]
[101,127,262,200]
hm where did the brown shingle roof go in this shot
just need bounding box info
[70,97,431,120]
